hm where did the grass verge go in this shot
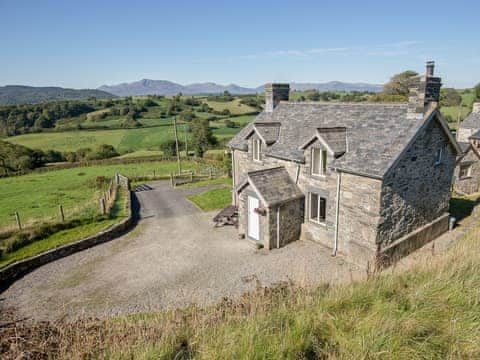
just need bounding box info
[178,177,232,189]
[0,188,128,268]
[187,187,232,211]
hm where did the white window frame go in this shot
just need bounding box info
[309,192,326,224]
[253,139,261,162]
[459,164,472,179]
[435,147,443,165]
[311,148,328,176]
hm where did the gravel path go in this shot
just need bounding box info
[1,181,358,320]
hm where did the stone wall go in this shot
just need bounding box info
[377,213,449,268]
[299,139,340,248]
[0,182,135,292]
[454,148,480,195]
[457,127,477,143]
[337,173,382,266]
[378,117,456,247]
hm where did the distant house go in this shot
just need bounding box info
[454,103,480,195]
[228,62,460,267]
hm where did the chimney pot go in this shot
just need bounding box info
[426,61,435,77]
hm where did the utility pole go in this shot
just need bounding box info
[173,116,181,174]
[456,108,461,140]
[184,123,188,159]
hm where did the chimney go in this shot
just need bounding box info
[407,61,442,118]
[265,83,289,112]
[473,102,480,114]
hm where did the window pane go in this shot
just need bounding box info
[310,193,318,221]
[321,150,327,174]
[319,197,326,221]
[312,148,320,174]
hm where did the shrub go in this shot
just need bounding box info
[224,119,237,128]
[159,139,183,157]
[86,144,119,160]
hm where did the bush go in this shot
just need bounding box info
[86,144,119,160]
[224,119,237,128]
[159,139,183,157]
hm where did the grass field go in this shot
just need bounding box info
[6,114,255,153]
[203,98,258,115]
[0,187,128,268]
[0,161,200,231]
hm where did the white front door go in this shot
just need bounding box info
[248,196,260,240]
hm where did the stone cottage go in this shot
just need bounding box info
[454,103,480,195]
[228,62,461,267]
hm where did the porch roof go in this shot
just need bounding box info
[236,167,304,207]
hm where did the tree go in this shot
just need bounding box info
[440,88,462,107]
[190,118,217,157]
[159,139,183,157]
[383,70,418,96]
[475,83,480,101]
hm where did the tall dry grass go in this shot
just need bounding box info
[2,223,480,359]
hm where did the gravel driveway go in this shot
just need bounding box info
[1,181,358,320]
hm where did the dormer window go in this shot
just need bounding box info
[253,139,261,162]
[312,148,327,176]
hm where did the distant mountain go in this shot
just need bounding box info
[0,85,115,105]
[99,79,383,97]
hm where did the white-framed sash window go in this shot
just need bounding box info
[311,148,327,176]
[253,139,261,162]
[309,192,326,224]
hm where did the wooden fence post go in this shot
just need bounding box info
[190,171,193,183]
[209,169,213,180]
[153,170,156,178]
[99,198,106,215]
[14,211,22,230]
[59,205,65,222]
[170,173,174,187]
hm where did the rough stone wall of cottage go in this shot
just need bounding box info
[457,127,476,143]
[299,139,339,248]
[274,199,304,248]
[337,173,382,263]
[454,149,480,194]
[378,118,455,247]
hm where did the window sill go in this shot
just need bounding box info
[311,173,327,180]
[309,219,327,227]
[459,176,472,180]
[434,162,443,167]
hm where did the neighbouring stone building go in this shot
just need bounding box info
[228,62,461,267]
[454,103,480,195]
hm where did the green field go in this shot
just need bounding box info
[6,114,255,154]
[203,98,258,115]
[0,187,128,268]
[187,186,232,211]
[0,161,201,231]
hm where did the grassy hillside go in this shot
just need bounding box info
[440,90,476,129]
[0,85,114,105]
[3,209,480,358]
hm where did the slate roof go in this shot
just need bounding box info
[458,141,471,154]
[460,111,480,129]
[236,167,304,206]
[229,101,459,179]
[469,129,480,140]
[246,122,281,145]
[301,127,347,156]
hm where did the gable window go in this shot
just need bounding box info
[311,148,328,176]
[253,139,261,162]
[309,193,326,224]
[459,164,472,179]
[435,147,443,165]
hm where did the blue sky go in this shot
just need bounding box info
[1,0,479,89]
